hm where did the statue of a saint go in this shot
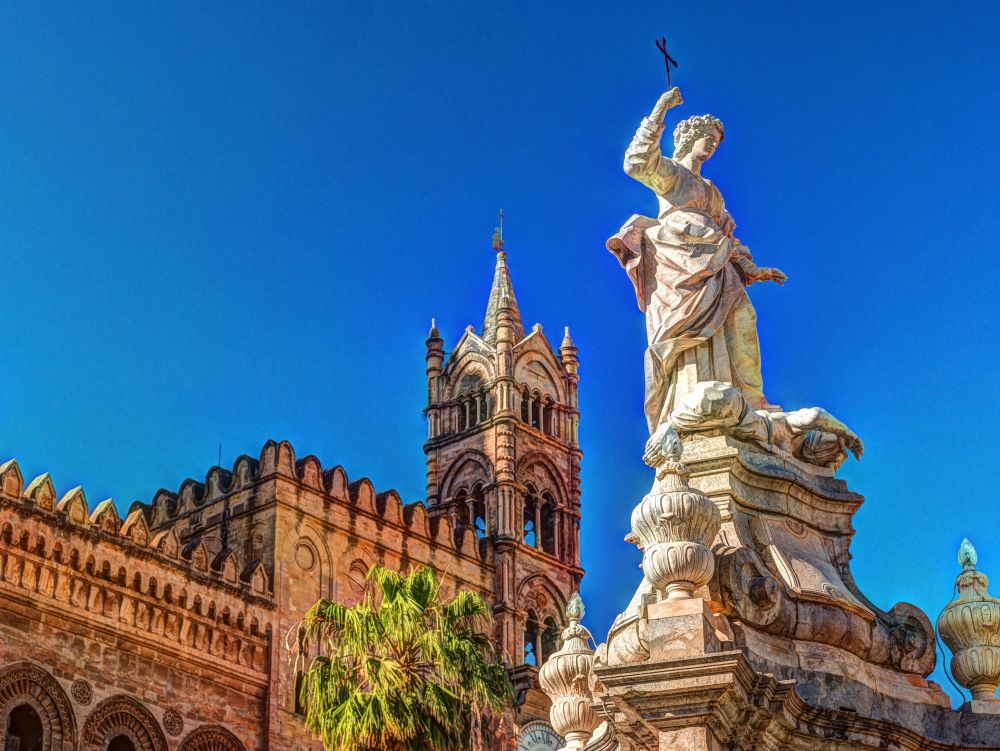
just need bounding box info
[608,87,786,435]
[610,87,863,470]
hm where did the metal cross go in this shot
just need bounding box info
[655,37,678,89]
[492,208,505,251]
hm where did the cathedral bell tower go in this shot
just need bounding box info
[423,228,583,685]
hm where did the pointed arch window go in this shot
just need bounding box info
[542,397,555,436]
[523,488,538,548]
[540,492,557,556]
[541,615,561,662]
[470,484,487,539]
[530,392,542,430]
[523,610,541,666]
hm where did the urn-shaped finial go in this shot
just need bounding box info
[629,428,721,600]
[937,538,1000,701]
[538,593,600,751]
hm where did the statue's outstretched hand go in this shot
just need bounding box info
[651,87,683,123]
[660,87,683,109]
[755,267,787,286]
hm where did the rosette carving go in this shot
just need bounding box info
[629,428,721,599]
[937,538,1000,701]
[539,593,600,751]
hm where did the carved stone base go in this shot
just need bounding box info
[646,598,722,660]
[591,436,1000,749]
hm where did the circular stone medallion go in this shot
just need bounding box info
[70,679,93,705]
[162,708,184,737]
[294,541,316,572]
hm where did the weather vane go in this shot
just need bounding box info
[492,208,504,252]
[655,36,678,88]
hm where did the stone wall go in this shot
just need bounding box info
[0,438,547,749]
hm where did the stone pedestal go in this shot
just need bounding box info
[645,598,721,660]
[588,436,1000,750]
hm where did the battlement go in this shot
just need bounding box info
[145,440,491,563]
[0,459,273,684]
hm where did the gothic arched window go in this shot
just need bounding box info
[541,616,561,662]
[540,493,557,556]
[530,393,542,430]
[523,610,540,666]
[470,485,487,539]
[542,397,554,435]
[523,489,538,548]
[520,386,530,423]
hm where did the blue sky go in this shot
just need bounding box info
[1,2,998,702]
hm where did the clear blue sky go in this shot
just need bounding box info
[1,1,998,703]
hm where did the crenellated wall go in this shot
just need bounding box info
[0,439,511,751]
[0,457,272,751]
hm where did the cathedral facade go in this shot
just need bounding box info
[0,242,582,750]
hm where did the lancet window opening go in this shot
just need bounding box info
[542,396,554,436]
[469,484,488,539]
[522,488,538,548]
[540,492,558,557]
[541,615,561,661]
[523,610,541,666]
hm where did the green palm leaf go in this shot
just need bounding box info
[297,564,514,751]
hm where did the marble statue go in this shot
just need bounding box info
[609,87,862,469]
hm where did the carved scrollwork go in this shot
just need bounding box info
[716,546,784,629]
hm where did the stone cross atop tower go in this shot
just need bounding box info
[423,233,582,681]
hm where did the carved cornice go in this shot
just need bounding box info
[596,651,995,751]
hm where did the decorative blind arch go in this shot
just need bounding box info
[82,695,167,751]
[0,662,76,751]
[178,725,247,751]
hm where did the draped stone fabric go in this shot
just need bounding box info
[608,116,769,433]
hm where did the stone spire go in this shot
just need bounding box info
[481,248,525,346]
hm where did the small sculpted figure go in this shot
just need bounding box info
[608,87,786,434]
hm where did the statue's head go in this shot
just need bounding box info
[673,114,724,162]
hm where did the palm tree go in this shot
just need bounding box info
[298,565,514,751]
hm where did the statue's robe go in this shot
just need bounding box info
[608,116,769,434]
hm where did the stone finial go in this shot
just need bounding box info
[538,593,600,751]
[560,326,576,350]
[631,425,720,600]
[959,537,978,570]
[427,318,441,341]
[937,539,1000,702]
